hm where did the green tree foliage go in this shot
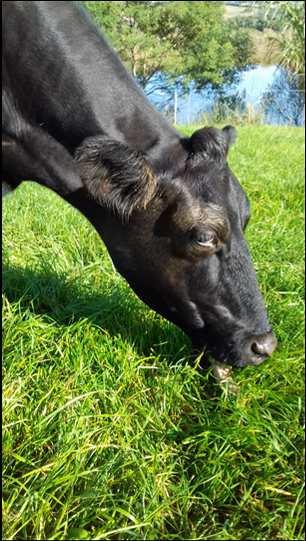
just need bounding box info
[83,1,251,92]
[258,1,305,82]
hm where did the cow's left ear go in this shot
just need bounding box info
[75,136,157,220]
[222,125,237,149]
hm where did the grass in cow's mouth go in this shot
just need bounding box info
[2,126,304,540]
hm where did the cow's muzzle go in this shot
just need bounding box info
[235,331,278,367]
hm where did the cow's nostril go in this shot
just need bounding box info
[251,340,265,356]
[251,333,278,358]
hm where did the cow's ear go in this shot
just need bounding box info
[222,125,237,149]
[75,136,157,220]
[189,125,236,162]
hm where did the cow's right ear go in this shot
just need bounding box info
[75,136,157,220]
[189,125,237,163]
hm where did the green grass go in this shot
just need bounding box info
[2,125,304,540]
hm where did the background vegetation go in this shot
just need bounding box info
[84,1,251,95]
[3,126,304,540]
[84,1,305,96]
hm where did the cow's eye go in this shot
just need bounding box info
[242,199,251,230]
[190,228,218,251]
[172,227,222,260]
[242,215,250,231]
[194,231,216,247]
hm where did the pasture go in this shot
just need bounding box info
[2,125,304,540]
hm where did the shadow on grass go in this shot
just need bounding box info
[2,263,226,402]
[2,263,192,358]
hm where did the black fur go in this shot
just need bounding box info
[190,126,237,163]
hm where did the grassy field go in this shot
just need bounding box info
[2,125,304,540]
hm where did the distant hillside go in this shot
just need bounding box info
[224,2,256,19]
[224,2,280,65]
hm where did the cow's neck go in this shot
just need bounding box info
[7,1,180,169]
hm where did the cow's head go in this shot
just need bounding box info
[75,127,277,367]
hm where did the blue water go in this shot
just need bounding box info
[148,65,304,126]
[238,65,277,103]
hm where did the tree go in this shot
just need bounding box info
[83,1,252,95]
[256,1,305,86]
[261,67,304,125]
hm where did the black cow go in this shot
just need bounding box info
[2,1,277,367]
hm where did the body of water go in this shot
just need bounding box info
[149,65,305,126]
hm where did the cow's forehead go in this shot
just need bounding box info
[181,161,250,232]
[185,161,232,201]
